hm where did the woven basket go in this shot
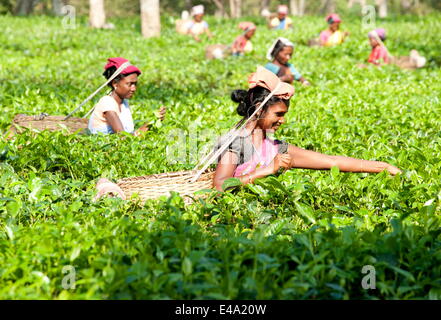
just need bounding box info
[117,168,215,203]
[10,114,88,135]
[205,44,231,60]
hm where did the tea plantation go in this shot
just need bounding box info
[0,14,440,299]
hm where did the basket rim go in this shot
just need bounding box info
[13,114,88,123]
[117,168,215,184]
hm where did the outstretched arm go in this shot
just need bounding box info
[205,28,213,39]
[299,76,311,86]
[287,145,401,175]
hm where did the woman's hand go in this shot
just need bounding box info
[134,123,149,136]
[270,153,292,174]
[385,163,402,176]
[280,74,294,83]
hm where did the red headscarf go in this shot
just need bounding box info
[326,13,342,24]
[104,57,141,75]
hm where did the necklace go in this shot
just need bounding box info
[251,139,265,168]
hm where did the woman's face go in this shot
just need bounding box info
[258,101,289,133]
[330,22,340,32]
[194,14,203,22]
[113,73,138,99]
[245,29,255,39]
[369,37,379,48]
[276,46,293,65]
[278,12,287,20]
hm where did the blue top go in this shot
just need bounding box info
[264,62,302,81]
[276,18,286,30]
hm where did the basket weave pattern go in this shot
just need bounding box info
[12,114,88,134]
[117,168,215,202]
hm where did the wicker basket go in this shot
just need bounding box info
[10,114,88,135]
[205,44,231,60]
[116,168,215,203]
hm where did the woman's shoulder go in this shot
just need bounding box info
[97,95,116,105]
[217,130,250,153]
[199,20,209,28]
[264,62,280,74]
[95,95,119,112]
[267,138,289,154]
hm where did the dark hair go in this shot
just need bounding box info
[231,86,290,118]
[103,66,138,89]
[270,39,292,60]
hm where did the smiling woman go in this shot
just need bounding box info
[213,67,402,191]
[88,57,166,136]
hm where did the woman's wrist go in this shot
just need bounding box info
[240,173,253,185]
[242,167,272,185]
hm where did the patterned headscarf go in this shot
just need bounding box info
[248,66,294,100]
[266,37,294,61]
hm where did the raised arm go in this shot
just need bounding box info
[287,145,401,175]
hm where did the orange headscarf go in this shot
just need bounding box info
[248,66,294,100]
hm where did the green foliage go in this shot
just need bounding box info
[0,14,440,299]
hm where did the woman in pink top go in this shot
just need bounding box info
[213,67,401,191]
[358,28,426,69]
[367,28,389,65]
[319,14,349,47]
[231,22,256,56]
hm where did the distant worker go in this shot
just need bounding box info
[265,37,310,86]
[318,14,349,47]
[269,5,292,30]
[185,5,213,42]
[88,57,165,136]
[358,28,426,69]
[232,22,257,56]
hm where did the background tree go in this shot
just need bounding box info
[347,0,366,8]
[229,0,241,18]
[290,0,306,16]
[377,0,388,17]
[52,0,65,16]
[260,0,270,11]
[321,0,335,14]
[140,0,160,38]
[5,0,441,17]
[15,0,37,15]
[89,0,106,28]
[212,0,226,17]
